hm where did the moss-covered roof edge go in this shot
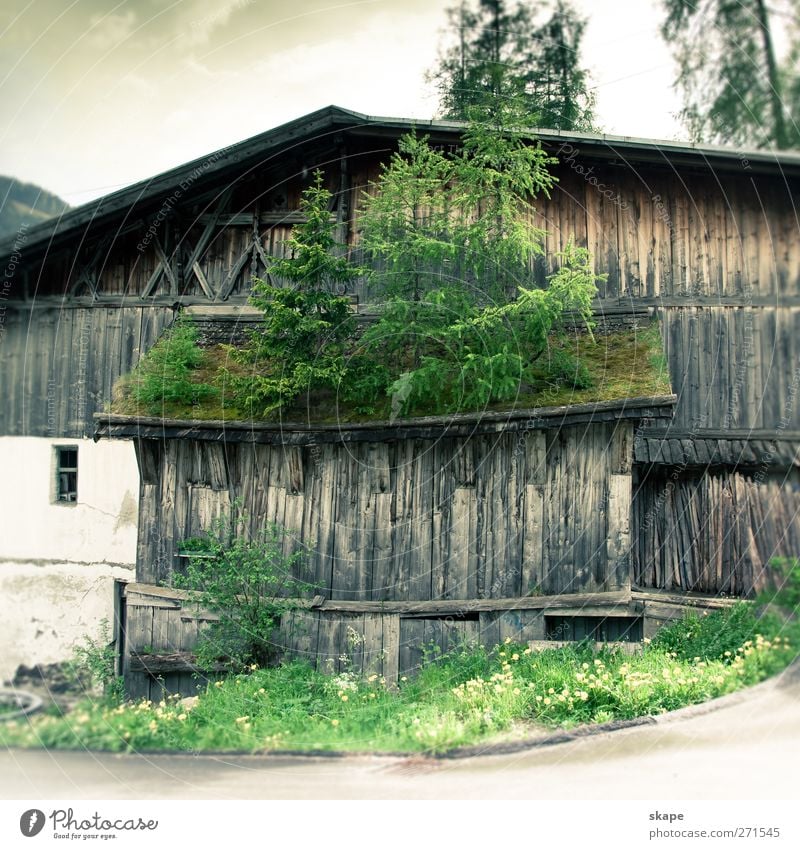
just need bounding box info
[93,394,677,446]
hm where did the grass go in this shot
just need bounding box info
[111,322,671,423]
[1,602,797,756]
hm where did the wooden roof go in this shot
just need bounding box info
[4,104,800,262]
[635,430,800,468]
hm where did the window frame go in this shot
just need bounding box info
[53,445,79,505]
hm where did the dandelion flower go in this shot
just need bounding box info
[543,697,551,705]
[177,713,187,721]
[511,653,519,661]
[341,695,349,702]
[331,719,339,727]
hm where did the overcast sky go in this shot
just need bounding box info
[0,0,686,207]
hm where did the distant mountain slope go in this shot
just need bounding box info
[0,176,70,241]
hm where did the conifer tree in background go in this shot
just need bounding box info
[524,1,596,132]
[661,0,800,149]
[428,0,597,131]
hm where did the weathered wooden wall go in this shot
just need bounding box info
[0,305,173,437]
[135,421,635,600]
[120,582,736,697]
[632,467,800,596]
[7,147,798,438]
[22,156,800,304]
[4,131,799,439]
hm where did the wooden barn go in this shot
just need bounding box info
[2,106,799,690]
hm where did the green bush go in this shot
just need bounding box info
[65,618,124,703]
[649,602,760,662]
[173,508,312,670]
[128,316,217,414]
[760,557,800,612]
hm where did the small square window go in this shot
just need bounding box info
[55,446,78,503]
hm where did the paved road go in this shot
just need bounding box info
[1,664,798,800]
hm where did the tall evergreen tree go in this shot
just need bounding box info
[428,0,597,131]
[662,0,800,149]
[525,1,596,132]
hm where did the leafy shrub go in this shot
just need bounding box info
[542,347,594,390]
[760,557,800,612]
[66,618,124,703]
[360,242,603,416]
[649,602,761,661]
[173,508,312,670]
[128,316,217,414]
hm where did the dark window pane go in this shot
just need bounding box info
[59,448,78,469]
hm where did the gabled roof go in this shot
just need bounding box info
[3,104,800,261]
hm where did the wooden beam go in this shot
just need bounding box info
[70,236,110,298]
[217,242,253,301]
[196,212,336,226]
[153,236,177,294]
[128,651,229,674]
[184,186,234,298]
[122,582,635,614]
[191,261,214,299]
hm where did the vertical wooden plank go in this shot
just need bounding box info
[370,491,394,601]
[409,441,433,600]
[449,486,479,600]
[381,614,400,685]
[125,604,154,701]
[362,614,384,677]
[606,473,632,592]
[398,618,425,678]
[316,443,338,598]
[478,611,501,653]
[522,484,545,596]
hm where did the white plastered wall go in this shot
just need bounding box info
[0,436,139,681]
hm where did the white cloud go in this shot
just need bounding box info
[87,10,137,50]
